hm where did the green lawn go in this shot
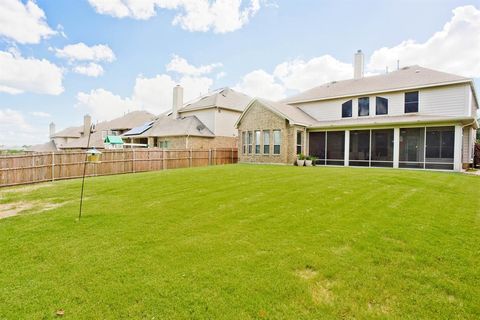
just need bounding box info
[1,165,479,319]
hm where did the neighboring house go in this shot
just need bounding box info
[27,111,155,152]
[123,86,252,149]
[236,50,478,171]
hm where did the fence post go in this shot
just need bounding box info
[231,148,234,164]
[189,148,192,167]
[51,152,55,181]
[162,148,166,170]
[208,149,211,166]
[132,149,135,173]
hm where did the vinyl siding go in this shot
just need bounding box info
[214,109,242,137]
[462,127,475,164]
[296,83,471,121]
[179,109,216,134]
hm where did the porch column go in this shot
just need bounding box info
[393,127,400,168]
[344,130,350,167]
[453,125,463,171]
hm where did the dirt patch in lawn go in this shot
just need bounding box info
[0,201,65,219]
[311,280,334,305]
[0,183,53,195]
[295,266,318,280]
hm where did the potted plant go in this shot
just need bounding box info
[297,153,306,166]
[305,155,313,166]
[309,156,318,166]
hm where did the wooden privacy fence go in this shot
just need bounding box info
[0,148,238,187]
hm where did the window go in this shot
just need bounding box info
[263,131,270,154]
[159,141,170,148]
[425,127,454,170]
[247,131,253,154]
[296,131,303,155]
[342,100,352,118]
[255,130,261,154]
[376,97,388,115]
[309,131,345,166]
[349,130,370,167]
[309,132,326,165]
[242,131,246,154]
[349,129,394,167]
[399,128,425,168]
[405,91,419,113]
[326,131,345,165]
[371,129,394,167]
[273,130,281,154]
[358,97,370,116]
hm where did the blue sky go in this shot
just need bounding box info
[0,0,479,146]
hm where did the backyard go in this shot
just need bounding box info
[0,164,479,319]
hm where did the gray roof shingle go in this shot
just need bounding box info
[283,66,472,104]
[179,87,252,113]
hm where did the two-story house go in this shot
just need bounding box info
[236,50,478,171]
[123,86,252,149]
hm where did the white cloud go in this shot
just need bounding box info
[30,111,51,118]
[55,43,116,62]
[76,74,213,120]
[73,63,104,77]
[0,109,47,146]
[0,50,63,95]
[216,71,226,79]
[0,0,56,44]
[88,0,261,33]
[166,54,222,76]
[368,5,480,78]
[234,69,286,100]
[76,88,136,121]
[273,55,353,92]
[234,55,352,100]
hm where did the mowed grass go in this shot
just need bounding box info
[1,165,480,319]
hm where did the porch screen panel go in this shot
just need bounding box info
[425,126,454,170]
[371,129,394,167]
[399,128,425,168]
[349,130,370,167]
[309,132,326,165]
[326,131,345,166]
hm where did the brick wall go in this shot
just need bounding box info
[237,100,301,164]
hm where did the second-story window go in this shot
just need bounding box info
[358,97,370,116]
[405,91,419,113]
[376,97,388,115]
[342,100,352,118]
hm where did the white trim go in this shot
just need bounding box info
[393,128,400,168]
[344,130,350,167]
[453,125,463,171]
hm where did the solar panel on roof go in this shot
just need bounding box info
[123,121,154,136]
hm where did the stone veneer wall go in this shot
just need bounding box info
[237,100,302,164]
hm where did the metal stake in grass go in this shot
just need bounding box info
[78,124,95,221]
